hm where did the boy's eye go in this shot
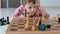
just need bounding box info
[34,6,36,8]
[29,7,32,9]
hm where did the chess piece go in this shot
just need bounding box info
[38,17,46,30]
[0,19,2,26]
[37,15,41,26]
[0,17,6,26]
[38,24,46,30]
[0,17,6,25]
[46,24,51,29]
[2,17,6,25]
[58,18,60,23]
[25,13,31,30]
[2,20,6,25]
[30,15,34,18]
[6,16,9,24]
[57,14,60,23]
[53,14,59,22]
[53,16,58,22]
[41,14,46,24]
[32,18,37,31]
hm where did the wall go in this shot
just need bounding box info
[2,0,7,8]
[8,0,20,8]
[40,0,60,7]
[0,0,1,18]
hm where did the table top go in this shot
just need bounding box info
[6,17,60,34]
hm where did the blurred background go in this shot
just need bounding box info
[0,0,60,20]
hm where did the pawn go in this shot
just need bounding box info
[37,14,41,26]
[37,14,42,26]
[41,14,46,24]
[30,15,34,18]
[53,16,58,22]
[0,19,2,26]
[32,19,37,31]
[0,18,6,26]
[25,14,31,30]
[2,20,6,25]
[38,24,46,30]
[38,18,46,30]
[2,17,6,25]
[46,24,51,29]
[25,21,31,30]
[58,18,60,23]
[6,16,9,24]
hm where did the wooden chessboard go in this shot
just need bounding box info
[6,17,60,34]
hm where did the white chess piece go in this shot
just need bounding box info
[32,18,37,31]
[41,14,46,24]
[25,14,31,30]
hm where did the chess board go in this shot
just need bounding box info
[6,17,60,34]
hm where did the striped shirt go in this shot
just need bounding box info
[14,5,49,18]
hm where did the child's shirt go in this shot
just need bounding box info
[14,5,49,18]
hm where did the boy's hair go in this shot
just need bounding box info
[22,0,39,5]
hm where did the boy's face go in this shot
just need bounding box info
[25,2,39,15]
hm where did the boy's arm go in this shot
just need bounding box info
[41,8,49,18]
[38,6,49,18]
[14,5,23,17]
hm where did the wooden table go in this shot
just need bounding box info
[6,17,60,34]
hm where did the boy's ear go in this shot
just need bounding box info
[24,6,26,9]
[23,5,26,9]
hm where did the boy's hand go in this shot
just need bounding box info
[42,13,49,19]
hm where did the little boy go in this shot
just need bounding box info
[14,0,49,18]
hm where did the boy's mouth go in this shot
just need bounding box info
[29,12,34,15]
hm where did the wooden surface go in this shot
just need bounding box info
[6,17,60,34]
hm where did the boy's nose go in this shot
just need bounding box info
[31,9,34,12]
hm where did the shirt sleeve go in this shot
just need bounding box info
[38,6,49,18]
[14,5,24,16]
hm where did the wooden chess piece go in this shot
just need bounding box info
[25,13,31,30]
[37,14,42,30]
[53,14,59,22]
[31,18,37,31]
[41,14,46,24]
[57,14,59,22]
[37,15,41,26]
[54,17,58,22]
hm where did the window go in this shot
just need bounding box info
[1,0,22,8]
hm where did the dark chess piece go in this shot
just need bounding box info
[2,17,6,25]
[58,18,60,23]
[0,19,2,26]
[38,24,46,30]
[30,15,34,18]
[6,16,10,24]
[38,18,46,30]
[2,20,6,25]
[0,17,6,26]
[46,24,51,28]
